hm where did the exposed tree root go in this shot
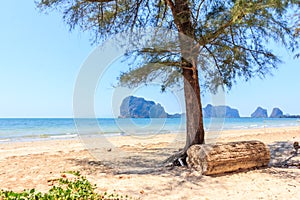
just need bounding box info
[163,150,188,167]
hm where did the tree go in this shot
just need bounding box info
[37,0,299,166]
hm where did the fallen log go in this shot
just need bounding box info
[186,140,270,175]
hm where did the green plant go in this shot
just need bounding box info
[0,171,131,200]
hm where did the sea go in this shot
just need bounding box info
[0,118,299,142]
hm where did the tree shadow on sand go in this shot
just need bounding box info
[258,141,300,180]
[268,141,300,168]
[68,145,184,175]
[68,141,300,178]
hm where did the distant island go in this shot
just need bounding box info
[270,108,283,118]
[251,106,300,118]
[203,104,240,118]
[251,107,268,118]
[119,96,183,118]
[119,96,299,118]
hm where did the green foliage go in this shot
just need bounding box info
[36,0,299,92]
[0,171,131,200]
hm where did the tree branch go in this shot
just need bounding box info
[86,0,114,3]
[192,0,205,28]
[203,45,223,78]
[140,47,179,54]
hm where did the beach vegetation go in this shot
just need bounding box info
[0,172,130,200]
[36,0,299,166]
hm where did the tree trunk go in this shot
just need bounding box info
[173,0,205,151]
[186,141,271,175]
[182,65,205,152]
[163,0,205,166]
[163,61,204,166]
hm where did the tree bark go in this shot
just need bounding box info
[186,141,271,175]
[182,65,205,152]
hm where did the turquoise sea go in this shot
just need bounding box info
[0,118,299,142]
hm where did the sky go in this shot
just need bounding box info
[0,1,299,118]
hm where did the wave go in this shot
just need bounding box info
[0,138,10,142]
[49,134,78,139]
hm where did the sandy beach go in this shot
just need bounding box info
[1,126,300,199]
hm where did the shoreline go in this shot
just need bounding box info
[1,126,299,163]
[1,117,300,143]
[0,125,299,144]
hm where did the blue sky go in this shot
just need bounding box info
[0,1,299,118]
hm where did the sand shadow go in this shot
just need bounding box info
[68,146,183,175]
[268,141,300,168]
[68,141,300,178]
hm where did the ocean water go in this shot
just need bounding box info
[0,118,299,142]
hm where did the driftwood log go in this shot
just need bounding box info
[186,140,270,175]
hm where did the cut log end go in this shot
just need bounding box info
[186,140,270,175]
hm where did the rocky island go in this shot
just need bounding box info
[269,108,284,118]
[250,107,298,118]
[120,96,298,119]
[251,107,268,118]
[203,104,240,118]
[120,96,242,118]
[119,96,182,118]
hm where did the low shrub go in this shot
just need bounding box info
[0,171,131,200]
